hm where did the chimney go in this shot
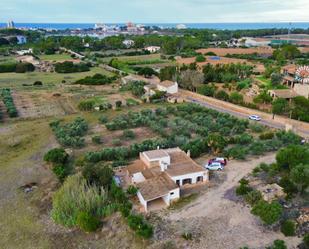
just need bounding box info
[187,150,191,158]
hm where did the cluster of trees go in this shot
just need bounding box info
[0,62,35,73]
[1,88,18,117]
[44,148,70,181]
[49,117,88,148]
[54,61,90,73]
[273,44,301,64]
[202,63,253,83]
[271,96,309,122]
[121,81,145,97]
[86,103,300,165]
[75,73,117,85]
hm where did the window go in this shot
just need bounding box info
[170,192,174,195]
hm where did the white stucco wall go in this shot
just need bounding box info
[169,188,180,201]
[157,83,178,94]
[137,191,148,212]
[171,171,208,186]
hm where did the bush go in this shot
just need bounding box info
[266,240,287,249]
[244,190,262,206]
[122,129,135,140]
[33,81,43,86]
[115,100,122,108]
[195,54,206,62]
[75,73,116,85]
[92,135,102,144]
[215,90,229,101]
[251,200,283,225]
[280,219,296,236]
[51,174,108,227]
[182,232,193,240]
[55,61,90,73]
[259,132,274,140]
[126,185,138,196]
[1,88,18,117]
[304,233,309,247]
[44,148,68,164]
[76,211,100,232]
[236,183,252,196]
[78,99,95,111]
[98,115,108,124]
[15,62,35,73]
[127,214,153,239]
[82,164,113,188]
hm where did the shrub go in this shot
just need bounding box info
[112,139,121,146]
[122,129,135,140]
[244,190,262,206]
[215,90,229,101]
[276,145,309,170]
[249,123,265,133]
[126,185,138,196]
[44,148,68,164]
[195,54,206,62]
[82,164,113,188]
[259,132,274,140]
[266,240,287,249]
[92,135,102,144]
[55,61,90,73]
[304,233,309,247]
[1,88,18,117]
[52,163,68,181]
[115,100,122,108]
[182,232,193,240]
[51,174,108,227]
[236,183,252,196]
[127,214,153,239]
[33,81,43,86]
[229,92,244,104]
[78,99,95,111]
[75,73,116,85]
[251,200,283,225]
[76,211,100,232]
[98,115,108,124]
[280,219,296,236]
[197,84,216,97]
[279,176,298,195]
[15,62,35,73]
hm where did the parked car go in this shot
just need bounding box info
[208,157,227,166]
[205,162,224,171]
[249,115,261,121]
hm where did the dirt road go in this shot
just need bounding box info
[167,153,301,249]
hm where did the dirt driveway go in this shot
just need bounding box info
[166,153,301,249]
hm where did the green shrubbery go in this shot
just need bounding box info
[1,88,18,117]
[251,200,283,225]
[75,73,116,85]
[49,117,88,148]
[76,211,100,232]
[0,62,34,73]
[280,219,296,236]
[55,61,90,73]
[127,214,153,239]
[44,148,70,181]
[78,99,95,111]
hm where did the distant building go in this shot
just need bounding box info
[16,35,27,44]
[176,24,187,30]
[123,39,135,48]
[145,46,160,53]
[16,48,33,55]
[241,37,271,47]
[7,20,15,29]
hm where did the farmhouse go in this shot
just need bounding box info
[157,80,178,94]
[145,46,161,53]
[124,147,208,212]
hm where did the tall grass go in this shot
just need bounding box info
[51,174,108,227]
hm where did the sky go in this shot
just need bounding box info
[0,0,309,23]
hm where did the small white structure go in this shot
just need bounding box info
[16,48,33,56]
[145,46,161,53]
[241,37,270,47]
[157,80,178,94]
[123,39,135,48]
[125,147,208,212]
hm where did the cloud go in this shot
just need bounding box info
[0,0,308,23]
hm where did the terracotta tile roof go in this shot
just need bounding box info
[143,149,169,160]
[136,172,178,201]
[126,160,148,175]
[165,151,206,177]
[270,89,298,99]
[158,80,176,88]
[283,75,296,82]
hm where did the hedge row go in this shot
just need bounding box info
[1,88,18,117]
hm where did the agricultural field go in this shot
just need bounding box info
[0,66,113,89]
[196,47,274,56]
[39,53,74,62]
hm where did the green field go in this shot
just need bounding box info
[39,53,73,61]
[0,67,114,89]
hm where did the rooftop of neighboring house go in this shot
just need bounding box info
[282,64,297,74]
[268,89,299,99]
[158,80,176,88]
[136,172,178,201]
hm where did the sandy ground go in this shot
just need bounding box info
[166,153,301,249]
